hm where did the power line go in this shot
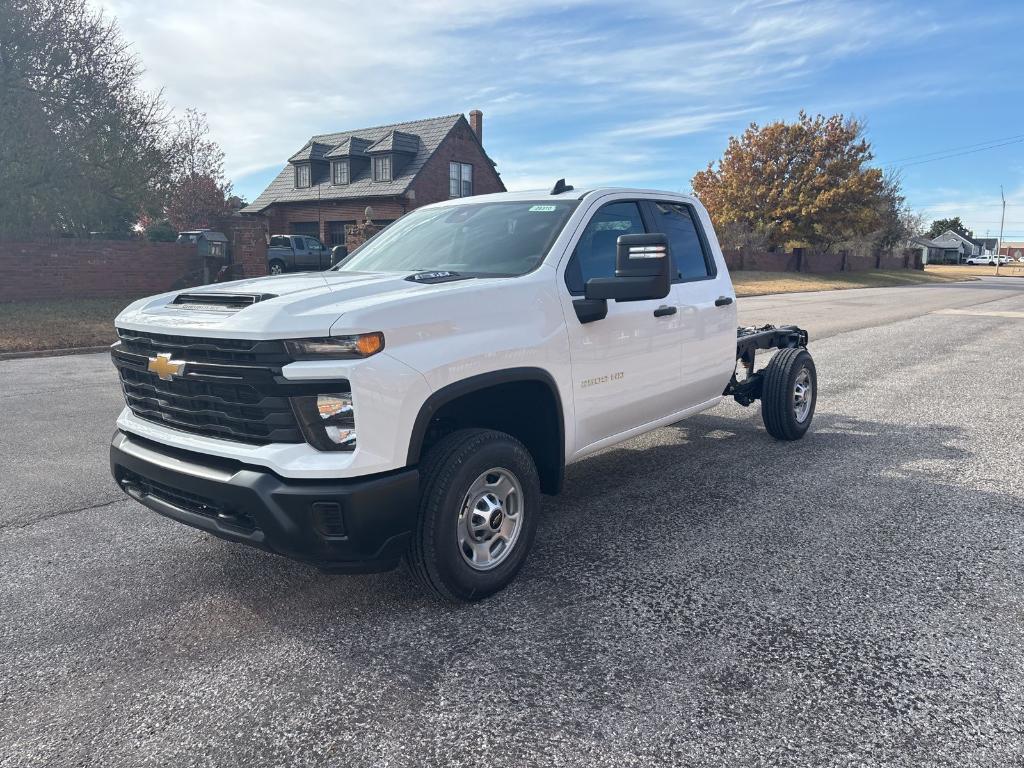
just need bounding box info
[884,137,1024,170]
[882,132,1024,165]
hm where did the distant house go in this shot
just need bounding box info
[973,237,998,256]
[1000,241,1024,260]
[910,236,959,265]
[929,230,979,263]
[920,230,1002,263]
[241,111,505,247]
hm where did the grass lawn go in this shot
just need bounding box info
[925,263,1024,279]
[0,296,133,353]
[733,269,964,297]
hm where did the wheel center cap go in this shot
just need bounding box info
[489,510,504,530]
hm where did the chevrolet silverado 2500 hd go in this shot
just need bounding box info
[110,183,817,601]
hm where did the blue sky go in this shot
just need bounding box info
[104,0,1024,239]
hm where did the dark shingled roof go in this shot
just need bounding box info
[324,136,371,159]
[367,130,420,155]
[242,114,465,213]
[287,141,332,163]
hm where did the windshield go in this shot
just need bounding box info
[334,200,578,276]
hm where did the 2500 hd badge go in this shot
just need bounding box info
[580,371,624,388]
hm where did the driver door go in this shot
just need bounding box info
[560,200,684,454]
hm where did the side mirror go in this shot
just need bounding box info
[584,233,671,302]
[331,245,348,266]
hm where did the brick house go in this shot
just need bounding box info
[240,111,505,247]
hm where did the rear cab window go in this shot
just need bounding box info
[645,201,716,282]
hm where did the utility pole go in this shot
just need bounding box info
[996,185,1006,276]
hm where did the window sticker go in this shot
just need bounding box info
[529,205,557,212]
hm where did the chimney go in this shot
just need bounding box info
[469,109,483,144]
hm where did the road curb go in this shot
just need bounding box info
[0,345,111,361]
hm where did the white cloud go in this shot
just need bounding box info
[95,0,938,198]
[912,185,1024,240]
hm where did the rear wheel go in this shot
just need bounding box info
[269,259,285,275]
[760,347,816,440]
[407,429,540,602]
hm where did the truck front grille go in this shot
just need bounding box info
[111,329,304,445]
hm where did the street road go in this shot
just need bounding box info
[2,277,1023,767]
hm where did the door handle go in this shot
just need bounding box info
[653,305,677,317]
[715,296,734,307]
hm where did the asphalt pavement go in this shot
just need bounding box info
[2,277,1023,767]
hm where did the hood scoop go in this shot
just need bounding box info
[405,271,468,285]
[170,292,277,312]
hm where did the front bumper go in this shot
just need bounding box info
[110,430,419,572]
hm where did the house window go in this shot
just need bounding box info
[449,162,473,197]
[332,160,349,185]
[295,164,310,188]
[372,155,392,182]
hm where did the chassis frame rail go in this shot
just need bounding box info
[726,324,810,406]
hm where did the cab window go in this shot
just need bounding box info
[564,201,646,295]
[649,202,714,281]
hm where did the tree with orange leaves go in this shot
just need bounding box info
[692,112,885,253]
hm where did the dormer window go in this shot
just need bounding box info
[294,163,311,188]
[372,155,392,182]
[332,160,349,185]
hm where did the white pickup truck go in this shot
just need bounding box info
[110,183,816,601]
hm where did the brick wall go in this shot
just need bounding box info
[345,221,385,252]
[214,213,268,278]
[0,240,202,302]
[723,248,917,273]
[722,250,799,272]
[411,118,506,203]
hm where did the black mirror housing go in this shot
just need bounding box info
[584,233,671,303]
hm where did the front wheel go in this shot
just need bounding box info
[761,347,817,440]
[407,429,540,601]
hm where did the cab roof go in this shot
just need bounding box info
[426,187,696,209]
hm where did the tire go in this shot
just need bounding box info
[407,428,541,602]
[760,347,817,441]
[269,259,286,275]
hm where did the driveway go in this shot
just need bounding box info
[2,278,1023,767]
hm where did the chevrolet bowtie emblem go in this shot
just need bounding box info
[147,352,186,381]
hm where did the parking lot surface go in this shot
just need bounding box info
[2,279,1023,766]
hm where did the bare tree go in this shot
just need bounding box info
[162,109,233,231]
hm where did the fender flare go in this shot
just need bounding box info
[405,367,565,481]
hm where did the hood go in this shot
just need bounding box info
[113,270,481,339]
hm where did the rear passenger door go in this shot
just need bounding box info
[642,199,737,406]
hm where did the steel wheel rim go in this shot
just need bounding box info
[793,367,812,423]
[270,263,283,275]
[457,467,524,571]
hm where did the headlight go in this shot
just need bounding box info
[291,392,357,451]
[285,333,384,360]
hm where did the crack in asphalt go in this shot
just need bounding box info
[1,497,124,533]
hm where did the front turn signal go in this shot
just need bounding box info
[285,332,385,360]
